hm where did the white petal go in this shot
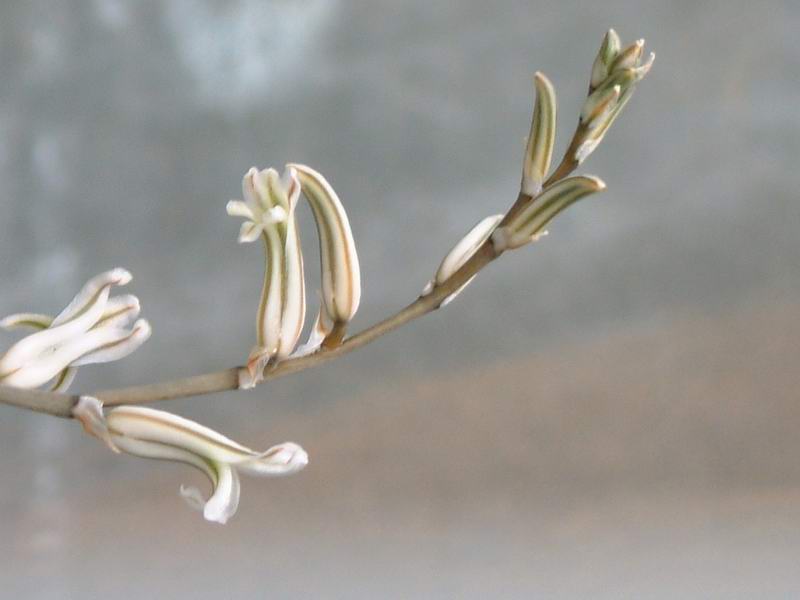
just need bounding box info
[110,435,239,523]
[94,295,141,329]
[107,406,265,465]
[256,226,285,352]
[236,442,309,477]
[112,434,216,480]
[0,324,141,388]
[70,319,152,366]
[242,168,261,214]
[276,206,306,359]
[282,167,301,206]
[238,221,263,243]
[263,168,289,211]
[0,279,117,377]
[504,176,606,249]
[253,168,275,212]
[51,268,131,327]
[202,464,240,524]
[226,200,255,220]
[521,73,557,196]
[289,163,361,324]
[434,215,503,286]
[0,313,53,330]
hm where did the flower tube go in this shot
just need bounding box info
[73,398,308,524]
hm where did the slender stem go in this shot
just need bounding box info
[0,385,78,418]
[0,239,500,417]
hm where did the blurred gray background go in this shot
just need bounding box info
[1,1,799,598]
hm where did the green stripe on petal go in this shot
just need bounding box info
[521,72,557,196]
[590,29,621,91]
[504,176,606,249]
[0,313,53,330]
[288,163,361,326]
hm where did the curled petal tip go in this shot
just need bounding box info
[635,52,655,78]
[226,199,254,220]
[109,268,133,286]
[0,269,150,388]
[237,221,263,244]
[132,318,152,340]
[274,442,309,468]
[584,175,607,191]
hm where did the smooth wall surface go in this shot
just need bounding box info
[1,1,799,598]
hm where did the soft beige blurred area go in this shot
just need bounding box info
[1,1,799,598]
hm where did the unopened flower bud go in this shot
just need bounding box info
[496,176,606,249]
[423,214,503,306]
[590,29,622,91]
[288,163,361,346]
[521,72,557,196]
[576,31,654,164]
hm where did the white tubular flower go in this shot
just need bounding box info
[422,214,503,307]
[521,72,557,196]
[576,31,654,164]
[492,176,606,251]
[227,167,306,388]
[288,163,361,348]
[73,398,309,525]
[0,269,151,391]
